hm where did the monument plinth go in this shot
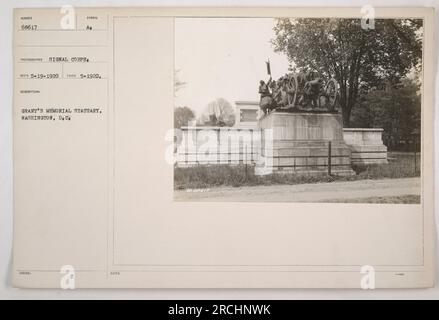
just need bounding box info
[255,111,356,176]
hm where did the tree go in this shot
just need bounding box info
[174,106,195,128]
[198,98,235,127]
[272,18,422,126]
[350,77,421,150]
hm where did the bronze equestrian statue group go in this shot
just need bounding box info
[259,70,340,115]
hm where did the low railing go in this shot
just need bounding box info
[176,127,260,167]
[176,126,388,167]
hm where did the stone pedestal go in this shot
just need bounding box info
[255,111,355,176]
[343,128,388,165]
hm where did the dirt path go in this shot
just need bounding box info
[174,177,420,202]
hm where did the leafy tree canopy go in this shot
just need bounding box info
[199,98,235,127]
[174,106,195,128]
[272,18,422,125]
[351,77,421,151]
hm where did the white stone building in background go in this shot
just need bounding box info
[234,101,261,128]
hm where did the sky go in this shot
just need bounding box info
[174,18,290,116]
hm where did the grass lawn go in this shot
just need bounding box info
[353,151,420,179]
[174,152,420,190]
[322,194,420,204]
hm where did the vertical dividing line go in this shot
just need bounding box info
[414,141,417,175]
[195,129,198,166]
[228,135,231,165]
[111,16,116,269]
[245,145,248,180]
[328,141,332,176]
[185,130,188,166]
[238,129,241,164]
[105,15,111,279]
[251,129,253,164]
[217,128,220,164]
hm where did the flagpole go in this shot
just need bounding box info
[266,58,271,79]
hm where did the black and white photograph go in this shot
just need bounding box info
[6,5,436,293]
[173,17,423,204]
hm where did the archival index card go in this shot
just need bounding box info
[12,7,435,288]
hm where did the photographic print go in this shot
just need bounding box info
[11,7,435,289]
[174,17,423,204]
